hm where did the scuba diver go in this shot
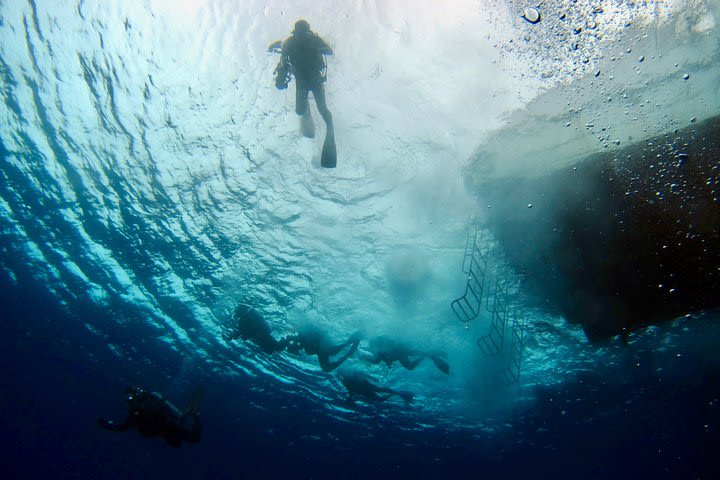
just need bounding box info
[340,370,414,404]
[97,386,202,447]
[285,324,362,373]
[223,304,288,354]
[269,19,337,168]
[366,335,450,375]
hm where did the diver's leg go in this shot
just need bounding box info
[313,83,337,167]
[375,386,398,395]
[296,84,315,138]
[323,336,361,372]
[327,331,362,356]
[322,341,360,372]
[428,354,451,374]
[296,84,309,115]
[376,386,413,403]
[319,352,346,372]
[312,84,334,134]
[97,416,132,432]
[399,355,426,371]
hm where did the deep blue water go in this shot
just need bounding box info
[2,1,720,479]
[2,268,719,478]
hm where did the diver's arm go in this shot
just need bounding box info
[317,36,333,55]
[97,416,132,432]
[279,38,293,64]
[158,394,184,420]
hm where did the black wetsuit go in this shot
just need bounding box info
[281,31,332,90]
[225,305,285,353]
[280,30,334,126]
[98,389,201,447]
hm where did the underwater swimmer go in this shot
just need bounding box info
[270,19,337,167]
[285,324,363,372]
[366,335,450,375]
[223,304,288,354]
[98,386,202,447]
[340,370,414,404]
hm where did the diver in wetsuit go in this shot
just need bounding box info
[98,386,202,447]
[366,336,450,375]
[270,19,337,167]
[285,324,363,372]
[223,304,288,354]
[340,370,414,404]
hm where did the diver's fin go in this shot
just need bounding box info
[429,355,450,375]
[267,40,283,53]
[321,131,337,168]
[182,386,204,417]
[300,109,315,138]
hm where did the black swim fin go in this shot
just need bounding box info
[321,132,337,168]
[182,386,204,418]
[429,355,450,375]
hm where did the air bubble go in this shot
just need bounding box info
[522,7,541,24]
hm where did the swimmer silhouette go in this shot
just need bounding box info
[340,370,414,404]
[366,335,449,375]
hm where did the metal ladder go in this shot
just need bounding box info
[503,308,526,384]
[450,229,488,323]
[451,228,527,384]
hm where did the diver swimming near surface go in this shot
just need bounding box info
[284,323,363,372]
[98,386,202,447]
[340,369,414,404]
[269,19,337,168]
[365,335,450,375]
[225,304,362,372]
[223,304,289,353]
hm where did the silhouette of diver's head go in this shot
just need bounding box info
[124,386,146,410]
[293,19,311,35]
[125,386,142,398]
